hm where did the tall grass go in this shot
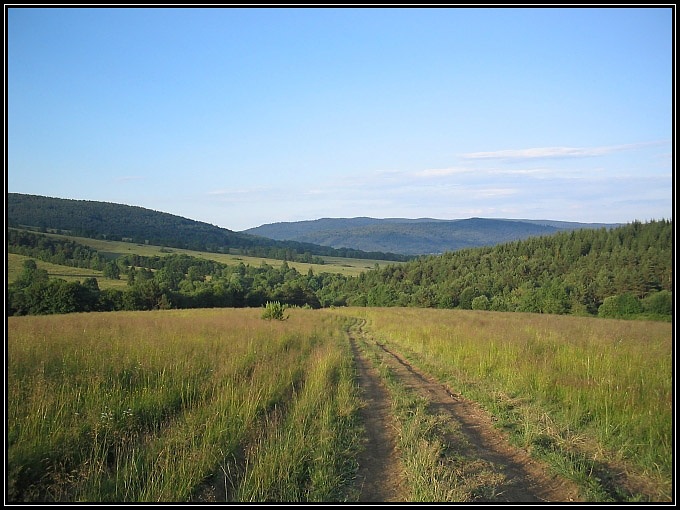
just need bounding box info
[350,319,502,502]
[7,308,362,502]
[234,334,361,502]
[331,307,672,501]
[9,305,671,502]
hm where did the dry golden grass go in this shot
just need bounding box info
[329,307,672,500]
[7,253,129,290]
[7,308,361,502]
[30,231,398,276]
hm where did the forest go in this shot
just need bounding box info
[338,219,672,316]
[6,193,410,262]
[6,219,672,321]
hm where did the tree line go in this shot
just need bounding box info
[336,219,672,319]
[7,193,411,262]
[7,219,672,320]
[7,233,345,315]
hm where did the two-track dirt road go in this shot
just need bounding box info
[349,318,584,503]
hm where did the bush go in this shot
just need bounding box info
[471,295,490,311]
[642,290,673,316]
[261,301,289,321]
[598,293,643,319]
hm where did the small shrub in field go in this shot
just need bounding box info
[471,295,490,311]
[262,301,289,321]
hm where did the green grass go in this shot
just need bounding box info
[7,253,129,290]
[8,306,671,502]
[232,333,361,502]
[346,317,504,502]
[29,231,399,276]
[7,308,362,503]
[330,307,673,502]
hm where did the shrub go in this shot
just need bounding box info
[471,295,490,311]
[598,293,643,318]
[642,290,673,316]
[261,301,289,321]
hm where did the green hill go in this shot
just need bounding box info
[6,212,671,321]
[336,219,672,319]
[6,193,671,322]
[6,193,410,262]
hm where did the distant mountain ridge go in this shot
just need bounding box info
[243,217,622,256]
[5,194,410,261]
[7,193,622,258]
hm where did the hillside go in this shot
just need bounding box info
[7,217,671,321]
[244,217,620,256]
[6,194,409,262]
[336,219,672,317]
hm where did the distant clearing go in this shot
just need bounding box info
[7,253,129,290]
[29,231,401,276]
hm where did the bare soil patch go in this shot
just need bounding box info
[349,335,407,502]
[349,319,584,503]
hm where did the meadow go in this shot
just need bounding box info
[334,307,673,501]
[7,308,362,502]
[7,253,129,291]
[7,307,673,502]
[30,232,395,277]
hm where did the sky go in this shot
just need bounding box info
[6,6,673,231]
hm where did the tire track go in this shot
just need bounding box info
[352,318,583,503]
[348,324,407,502]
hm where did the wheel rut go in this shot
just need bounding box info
[349,329,407,502]
[349,317,584,503]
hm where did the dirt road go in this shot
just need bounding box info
[349,318,584,503]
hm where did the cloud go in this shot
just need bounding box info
[413,167,473,178]
[460,141,667,161]
[473,187,518,198]
[416,166,554,179]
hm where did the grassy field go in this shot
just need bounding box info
[7,307,672,502]
[7,308,362,502]
[331,307,673,501]
[27,231,399,276]
[7,253,130,290]
[7,230,402,295]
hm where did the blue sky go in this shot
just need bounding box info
[7,6,673,231]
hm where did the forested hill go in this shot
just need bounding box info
[6,194,410,262]
[337,219,672,317]
[7,218,672,321]
[244,217,620,256]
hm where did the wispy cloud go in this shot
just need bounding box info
[474,187,518,198]
[414,166,554,179]
[460,141,667,161]
[196,137,671,230]
[413,167,473,178]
